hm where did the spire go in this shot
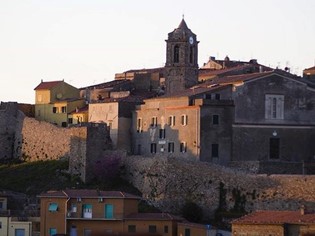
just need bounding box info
[178,18,188,30]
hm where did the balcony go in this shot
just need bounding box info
[66,211,124,220]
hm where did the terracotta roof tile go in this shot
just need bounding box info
[39,189,141,199]
[34,80,63,90]
[233,210,315,225]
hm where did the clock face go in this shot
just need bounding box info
[189,36,194,45]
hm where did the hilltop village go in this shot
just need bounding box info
[1,19,315,236]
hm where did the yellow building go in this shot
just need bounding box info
[34,80,85,127]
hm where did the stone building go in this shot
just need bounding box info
[303,65,315,82]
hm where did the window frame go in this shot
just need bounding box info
[48,203,58,212]
[211,144,219,158]
[168,115,175,127]
[151,116,157,127]
[137,118,143,133]
[212,114,219,125]
[150,143,157,154]
[149,225,157,233]
[265,94,284,120]
[168,142,175,153]
[159,129,166,139]
[180,142,187,153]
[181,114,188,126]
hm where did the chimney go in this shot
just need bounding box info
[300,205,305,215]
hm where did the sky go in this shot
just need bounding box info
[1,0,314,104]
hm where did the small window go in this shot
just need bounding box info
[137,118,143,133]
[149,225,157,233]
[49,228,57,236]
[0,221,2,229]
[15,229,25,236]
[168,115,175,126]
[61,106,67,113]
[212,144,219,158]
[180,142,187,153]
[151,143,157,154]
[164,225,168,233]
[159,129,166,139]
[270,138,280,159]
[212,115,219,125]
[128,225,136,233]
[181,114,188,126]
[71,204,77,213]
[68,118,73,124]
[48,203,58,212]
[151,116,157,127]
[174,45,180,63]
[215,94,221,100]
[168,142,175,153]
[52,107,58,113]
[185,228,191,236]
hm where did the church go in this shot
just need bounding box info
[131,18,315,174]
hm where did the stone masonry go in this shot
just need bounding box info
[122,155,315,220]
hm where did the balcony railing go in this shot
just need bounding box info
[66,211,124,220]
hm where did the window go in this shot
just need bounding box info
[84,229,92,236]
[151,143,157,154]
[185,228,191,236]
[15,229,25,236]
[105,204,114,219]
[181,114,188,126]
[215,93,221,100]
[37,109,41,117]
[128,225,136,233]
[168,115,175,126]
[151,116,157,127]
[61,122,67,127]
[159,129,166,139]
[68,118,73,124]
[174,45,180,63]
[0,201,3,209]
[270,138,280,159]
[61,106,67,113]
[52,107,58,113]
[265,95,284,120]
[212,115,219,125]
[180,142,187,153]
[49,228,57,236]
[0,221,2,229]
[168,142,175,153]
[212,144,219,158]
[48,203,58,212]
[71,203,77,213]
[82,204,92,218]
[149,225,157,233]
[189,46,193,63]
[164,225,168,233]
[137,118,143,133]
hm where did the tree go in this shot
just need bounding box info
[181,201,203,223]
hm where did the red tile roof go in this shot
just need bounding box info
[125,212,183,221]
[34,80,63,90]
[233,210,315,225]
[39,189,141,199]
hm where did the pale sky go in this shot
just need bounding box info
[1,0,314,104]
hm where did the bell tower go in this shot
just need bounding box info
[165,18,199,95]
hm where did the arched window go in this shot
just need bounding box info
[174,45,179,63]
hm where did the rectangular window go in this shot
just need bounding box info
[159,129,166,139]
[168,115,175,126]
[128,225,136,233]
[181,114,188,126]
[49,228,57,236]
[270,138,280,159]
[151,143,157,153]
[265,94,284,120]
[168,142,175,153]
[52,107,58,113]
[71,203,77,213]
[212,115,219,125]
[15,229,25,236]
[137,118,143,133]
[0,221,2,229]
[164,225,168,233]
[215,93,221,100]
[180,142,187,153]
[48,203,58,212]
[105,204,114,219]
[61,106,67,113]
[82,204,92,219]
[212,144,219,158]
[185,228,191,236]
[0,201,3,209]
[68,118,73,124]
[84,229,92,236]
[149,225,157,233]
[151,116,157,127]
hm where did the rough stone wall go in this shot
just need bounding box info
[122,155,315,220]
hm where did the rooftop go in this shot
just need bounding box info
[34,80,64,90]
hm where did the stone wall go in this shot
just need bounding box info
[122,155,315,220]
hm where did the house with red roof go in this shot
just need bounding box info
[34,80,85,127]
[232,208,315,235]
